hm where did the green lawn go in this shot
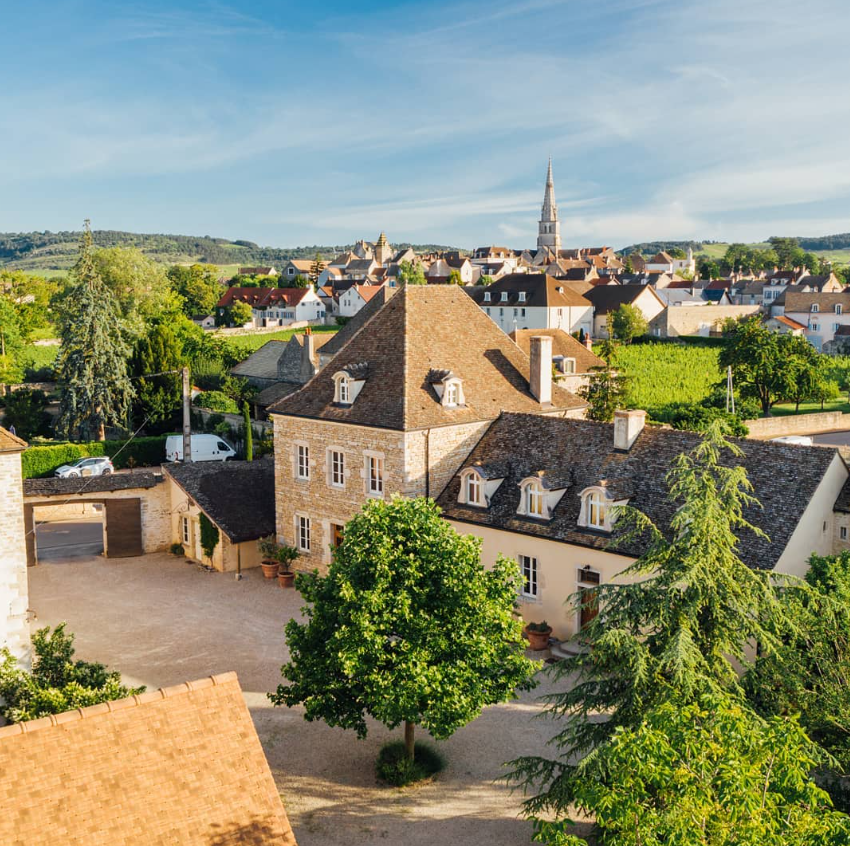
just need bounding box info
[771,399,850,417]
[224,325,338,356]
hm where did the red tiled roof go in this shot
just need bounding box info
[216,287,311,309]
[0,672,297,845]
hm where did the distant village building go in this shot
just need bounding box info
[216,287,325,328]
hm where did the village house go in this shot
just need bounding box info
[279,259,319,282]
[216,286,326,328]
[238,265,277,277]
[584,284,667,338]
[464,273,594,336]
[437,411,848,641]
[509,328,605,392]
[337,283,385,318]
[267,286,587,571]
[771,290,850,350]
[645,248,696,276]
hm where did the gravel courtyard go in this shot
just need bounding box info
[27,552,578,846]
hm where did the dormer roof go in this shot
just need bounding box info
[268,286,585,429]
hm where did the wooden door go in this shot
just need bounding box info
[104,499,143,557]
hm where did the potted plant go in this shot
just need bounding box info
[258,535,280,579]
[524,620,552,651]
[277,544,300,588]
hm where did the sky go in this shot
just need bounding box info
[1,0,849,250]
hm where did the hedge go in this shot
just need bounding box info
[21,436,169,479]
[192,390,238,413]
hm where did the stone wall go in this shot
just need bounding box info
[0,450,30,667]
[744,411,850,439]
[651,304,761,338]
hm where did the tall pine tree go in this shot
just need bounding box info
[130,324,184,426]
[56,222,134,441]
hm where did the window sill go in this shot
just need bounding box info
[365,490,384,499]
[518,594,541,604]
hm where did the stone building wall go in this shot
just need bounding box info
[0,449,30,667]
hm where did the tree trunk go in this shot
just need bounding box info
[404,721,415,762]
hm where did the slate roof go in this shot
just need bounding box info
[317,285,398,358]
[231,334,333,383]
[269,286,586,430]
[255,381,301,407]
[163,459,275,543]
[585,284,665,315]
[835,478,850,513]
[437,412,840,570]
[464,273,592,309]
[0,672,296,846]
[510,328,604,373]
[24,471,164,498]
[0,426,27,453]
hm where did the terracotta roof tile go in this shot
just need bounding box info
[0,426,27,453]
[0,672,297,845]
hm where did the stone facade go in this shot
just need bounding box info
[0,445,30,667]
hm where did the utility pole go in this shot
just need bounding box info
[182,366,192,463]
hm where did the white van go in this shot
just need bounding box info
[165,434,237,463]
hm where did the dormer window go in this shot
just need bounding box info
[484,291,491,302]
[554,356,576,375]
[338,374,351,404]
[465,473,482,506]
[517,474,567,520]
[429,370,465,407]
[524,481,544,517]
[500,292,509,302]
[445,381,460,406]
[458,465,504,508]
[586,490,607,529]
[837,305,843,315]
[332,364,368,406]
[812,304,820,313]
[578,485,629,532]
[518,291,527,302]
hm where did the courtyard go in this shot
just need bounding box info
[27,551,575,845]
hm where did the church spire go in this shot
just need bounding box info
[537,158,562,252]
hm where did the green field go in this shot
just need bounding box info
[696,242,850,266]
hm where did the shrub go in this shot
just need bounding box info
[526,620,551,632]
[192,390,238,413]
[376,741,444,787]
[199,512,219,560]
[21,435,168,478]
[170,542,185,556]
[0,624,144,723]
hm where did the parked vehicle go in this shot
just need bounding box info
[54,457,114,478]
[771,435,814,446]
[165,434,237,463]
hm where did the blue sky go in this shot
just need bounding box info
[1,0,849,250]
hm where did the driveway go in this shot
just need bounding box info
[27,552,575,846]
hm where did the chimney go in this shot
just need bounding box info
[613,409,646,451]
[529,335,553,405]
[584,334,593,351]
[300,332,316,382]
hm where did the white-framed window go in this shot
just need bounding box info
[812,323,820,332]
[465,472,482,506]
[297,515,311,552]
[484,291,491,302]
[444,381,461,407]
[837,305,844,315]
[518,555,538,599]
[524,483,544,518]
[587,491,607,529]
[366,453,384,496]
[181,516,190,545]
[812,304,820,313]
[501,291,508,302]
[841,526,848,541]
[296,443,310,480]
[338,375,351,404]
[329,449,345,488]
[518,291,526,302]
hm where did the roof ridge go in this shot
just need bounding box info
[0,672,238,741]
[401,284,411,429]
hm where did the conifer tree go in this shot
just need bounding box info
[507,423,787,820]
[56,222,134,441]
[130,324,184,425]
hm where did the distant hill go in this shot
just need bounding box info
[0,230,465,274]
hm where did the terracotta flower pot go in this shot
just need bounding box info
[261,561,279,579]
[278,571,296,589]
[524,625,552,651]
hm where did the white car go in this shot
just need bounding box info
[770,435,814,446]
[54,457,115,478]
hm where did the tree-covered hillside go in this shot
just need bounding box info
[0,230,464,273]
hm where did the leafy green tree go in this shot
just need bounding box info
[667,246,687,259]
[477,274,494,286]
[447,269,463,285]
[0,270,56,338]
[577,363,628,422]
[719,317,798,416]
[508,424,786,821]
[0,295,26,386]
[769,237,807,270]
[166,263,221,316]
[92,246,170,331]
[271,496,538,762]
[0,388,50,440]
[228,300,254,326]
[533,693,850,846]
[55,223,134,441]
[623,256,635,274]
[610,303,648,343]
[309,251,324,284]
[290,274,311,289]
[130,324,184,425]
[398,260,426,286]
[697,257,721,279]
[786,336,829,412]
[0,624,144,723]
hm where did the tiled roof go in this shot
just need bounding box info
[318,286,398,358]
[24,471,164,498]
[0,426,27,453]
[437,412,841,570]
[0,672,296,846]
[585,284,665,315]
[238,266,275,275]
[216,287,311,309]
[510,328,604,373]
[349,284,384,303]
[269,286,586,429]
[163,459,275,543]
[770,315,807,330]
[464,273,592,309]
[777,291,850,311]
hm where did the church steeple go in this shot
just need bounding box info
[537,158,561,253]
